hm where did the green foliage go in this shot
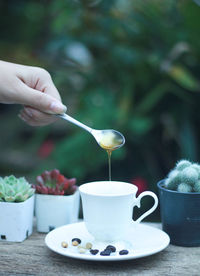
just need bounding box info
[165,160,200,192]
[1,0,200,186]
[0,176,35,202]
[168,65,200,91]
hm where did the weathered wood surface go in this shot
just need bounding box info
[0,223,200,276]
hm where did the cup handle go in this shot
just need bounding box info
[133,191,158,223]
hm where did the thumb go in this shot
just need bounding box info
[18,83,67,114]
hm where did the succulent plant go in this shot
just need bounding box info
[164,160,200,193]
[0,175,35,202]
[33,169,77,195]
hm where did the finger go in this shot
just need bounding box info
[16,81,67,114]
[18,112,39,126]
[18,113,28,123]
[19,110,36,125]
[19,110,52,126]
[23,107,58,124]
[28,67,62,101]
[20,116,50,126]
[42,78,61,102]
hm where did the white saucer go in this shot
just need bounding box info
[45,222,170,261]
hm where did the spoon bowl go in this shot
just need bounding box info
[57,113,125,150]
[92,129,125,151]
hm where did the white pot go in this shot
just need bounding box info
[35,190,80,232]
[0,195,34,242]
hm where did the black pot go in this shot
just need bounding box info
[157,180,200,247]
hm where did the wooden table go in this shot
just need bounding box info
[1,223,200,276]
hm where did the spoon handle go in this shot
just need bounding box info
[57,113,92,133]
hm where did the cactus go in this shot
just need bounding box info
[194,181,200,192]
[165,170,180,190]
[164,160,200,193]
[175,160,191,171]
[181,167,198,185]
[177,183,192,193]
[32,169,77,195]
[0,175,35,202]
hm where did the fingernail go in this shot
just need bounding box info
[50,102,67,114]
[25,108,33,118]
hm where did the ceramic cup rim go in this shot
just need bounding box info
[79,181,138,197]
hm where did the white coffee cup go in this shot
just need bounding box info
[79,181,158,242]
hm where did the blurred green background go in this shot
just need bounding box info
[1,0,200,220]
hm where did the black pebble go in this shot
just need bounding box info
[106,245,116,252]
[72,238,81,244]
[100,249,111,256]
[90,249,99,255]
[119,249,129,255]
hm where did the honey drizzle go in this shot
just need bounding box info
[107,150,112,181]
[99,132,124,181]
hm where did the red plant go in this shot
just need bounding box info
[32,169,77,195]
[37,140,54,159]
[130,177,148,196]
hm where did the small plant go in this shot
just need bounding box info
[33,169,77,195]
[0,175,35,202]
[164,160,200,193]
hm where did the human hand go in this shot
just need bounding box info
[0,60,67,126]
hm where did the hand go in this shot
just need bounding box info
[0,60,67,126]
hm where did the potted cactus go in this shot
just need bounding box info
[157,160,200,246]
[33,169,80,233]
[0,175,35,242]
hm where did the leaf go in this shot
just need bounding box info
[4,196,15,202]
[5,186,15,197]
[129,116,154,135]
[15,193,24,202]
[179,118,197,161]
[168,65,200,91]
[193,0,200,6]
[0,182,5,197]
[28,188,35,197]
[136,83,170,114]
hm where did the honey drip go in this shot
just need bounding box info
[99,131,124,181]
[107,150,112,181]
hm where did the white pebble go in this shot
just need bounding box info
[86,242,93,249]
[79,248,86,254]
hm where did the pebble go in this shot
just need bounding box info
[72,238,81,246]
[79,248,86,254]
[61,241,68,248]
[85,242,93,249]
[119,249,129,255]
[90,249,99,255]
[61,238,129,256]
[100,249,111,256]
[106,245,116,252]
[72,240,79,246]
